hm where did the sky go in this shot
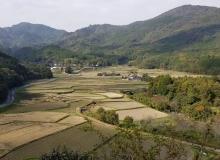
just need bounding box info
[1,0,220,32]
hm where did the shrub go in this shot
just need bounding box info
[182,104,213,120]
[65,66,73,74]
[121,116,135,128]
[141,73,152,82]
[95,108,119,125]
[41,148,91,160]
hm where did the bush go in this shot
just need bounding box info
[65,66,73,74]
[149,75,173,95]
[95,108,119,125]
[141,73,152,82]
[105,110,119,125]
[41,148,91,160]
[182,104,213,120]
[121,116,135,128]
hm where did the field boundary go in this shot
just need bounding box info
[0,122,87,159]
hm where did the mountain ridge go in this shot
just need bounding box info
[0,22,68,49]
[0,5,220,74]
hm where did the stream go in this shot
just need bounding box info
[0,89,15,108]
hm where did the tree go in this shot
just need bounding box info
[106,128,186,160]
[105,110,119,125]
[65,66,73,74]
[121,116,135,128]
[149,75,173,95]
[95,108,119,125]
[182,104,213,121]
[141,73,152,82]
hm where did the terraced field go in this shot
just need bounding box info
[0,67,202,159]
[0,112,86,159]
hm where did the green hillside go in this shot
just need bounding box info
[4,5,220,75]
[55,5,220,74]
[0,22,67,49]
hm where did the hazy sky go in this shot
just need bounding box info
[1,0,220,31]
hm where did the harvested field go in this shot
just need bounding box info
[0,112,69,123]
[1,121,116,160]
[63,92,106,100]
[54,100,92,113]
[0,122,32,135]
[25,89,74,94]
[116,108,168,121]
[0,123,70,151]
[1,102,69,114]
[58,116,86,125]
[1,66,190,159]
[100,101,145,110]
[98,92,124,99]
[100,98,131,102]
[19,102,68,109]
[0,113,88,159]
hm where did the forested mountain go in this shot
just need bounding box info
[60,5,220,49]
[0,22,67,49]
[57,5,220,74]
[0,51,52,103]
[1,5,220,74]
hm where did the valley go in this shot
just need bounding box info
[0,3,220,160]
[1,5,220,75]
[0,66,219,160]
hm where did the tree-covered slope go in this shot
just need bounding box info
[60,5,220,49]
[3,5,220,75]
[56,5,220,74]
[0,51,52,103]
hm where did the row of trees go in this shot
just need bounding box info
[134,53,220,75]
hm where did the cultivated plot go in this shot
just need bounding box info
[99,101,145,110]
[116,108,168,121]
[0,112,69,123]
[97,92,124,99]
[0,112,87,159]
[1,121,116,160]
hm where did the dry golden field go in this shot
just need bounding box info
[0,66,205,159]
[116,108,168,121]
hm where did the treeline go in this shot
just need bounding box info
[0,51,52,103]
[14,45,220,75]
[133,53,220,75]
[14,46,129,67]
[130,75,220,120]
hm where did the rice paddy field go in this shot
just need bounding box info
[0,66,210,159]
[116,108,168,121]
